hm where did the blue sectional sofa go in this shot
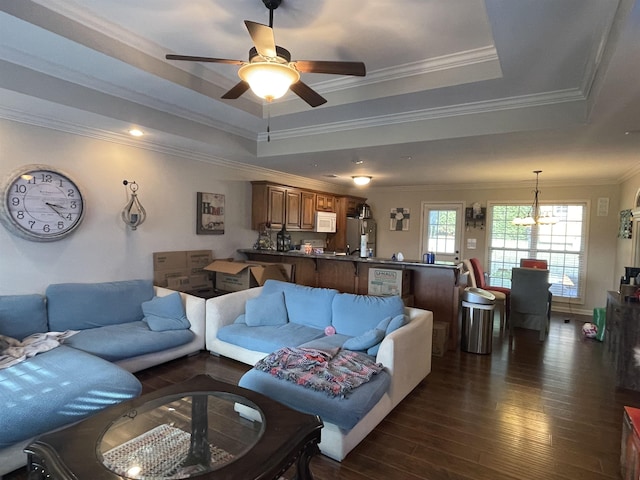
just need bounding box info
[0,279,205,476]
[206,279,433,461]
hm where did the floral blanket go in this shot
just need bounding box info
[254,346,384,397]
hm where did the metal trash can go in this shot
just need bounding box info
[461,287,496,354]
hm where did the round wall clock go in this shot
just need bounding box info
[0,164,85,242]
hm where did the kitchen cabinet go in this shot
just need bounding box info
[301,191,316,230]
[345,195,366,217]
[316,194,335,212]
[326,195,367,252]
[251,182,315,231]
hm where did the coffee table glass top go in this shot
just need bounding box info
[97,391,265,479]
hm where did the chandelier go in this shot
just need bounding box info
[512,170,558,226]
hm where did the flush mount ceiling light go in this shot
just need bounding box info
[512,170,558,226]
[128,129,144,137]
[352,176,372,186]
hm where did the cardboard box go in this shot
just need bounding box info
[153,250,214,293]
[432,321,450,357]
[204,260,293,293]
[368,268,411,296]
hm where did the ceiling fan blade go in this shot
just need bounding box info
[294,60,366,76]
[166,54,244,65]
[221,81,251,99]
[289,81,327,108]
[244,20,277,58]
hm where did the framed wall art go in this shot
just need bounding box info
[390,207,410,231]
[197,192,224,235]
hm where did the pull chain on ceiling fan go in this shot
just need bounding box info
[165,0,366,107]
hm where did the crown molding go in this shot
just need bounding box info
[258,88,586,142]
[301,46,500,95]
[0,104,341,192]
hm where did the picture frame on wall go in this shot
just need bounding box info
[197,192,224,235]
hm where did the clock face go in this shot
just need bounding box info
[0,165,85,241]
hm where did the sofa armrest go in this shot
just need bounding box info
[154,287,205,350]
[376,306,433,407]
[205,287,264,351]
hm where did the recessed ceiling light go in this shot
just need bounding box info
[129,129,144,137]
[323,174,338,178]
[352,159,364,165]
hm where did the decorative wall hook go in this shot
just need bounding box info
[121,180,146,230]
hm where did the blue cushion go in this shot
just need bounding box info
[216,322,324,353]
[343,328,385,351]
[239,367,390,431]
[261,280,337,329]
[367,314,408,356]
[234,314,247,324]
[47,280,154,331]
[298,334,351,351]
[0,294,47,340]
[245,291,288,327]
[331,294,405,336]
[0,345,141,448]
[64,321,194,362]
[142,292,190,331]
[386,313,408,335]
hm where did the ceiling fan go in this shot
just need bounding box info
[165,0,366,108]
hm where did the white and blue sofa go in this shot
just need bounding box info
[205,279,433,461]
[0,279,205,476]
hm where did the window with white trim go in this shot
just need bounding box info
[487,203,587,301]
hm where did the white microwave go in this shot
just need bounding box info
[315,211,337,233]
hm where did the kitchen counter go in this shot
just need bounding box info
[239,249,462,351]
[238,249,459,269]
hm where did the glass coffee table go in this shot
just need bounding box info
[26,374,323,479]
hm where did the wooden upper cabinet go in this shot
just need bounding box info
[316,193,335,212]
[251,182,315,231]
[345,196,367,217]
[301,191,316,230]
[285,189,301,230]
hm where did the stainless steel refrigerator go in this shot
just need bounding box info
[345,218,376,256]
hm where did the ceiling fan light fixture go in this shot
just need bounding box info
[352,176,372,186]
[238,62,300,101]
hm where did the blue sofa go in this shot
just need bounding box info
[0,279,205,476]
[206,279,433,461]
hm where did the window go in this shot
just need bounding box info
[487,203,587,301]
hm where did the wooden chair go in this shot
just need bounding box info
[509,267,552,341]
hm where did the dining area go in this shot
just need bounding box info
[462,257,553,343]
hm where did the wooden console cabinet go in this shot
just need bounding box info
[606,291,640,391]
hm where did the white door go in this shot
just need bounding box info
[420,202,463,263]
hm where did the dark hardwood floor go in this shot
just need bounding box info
[7,312,640,479]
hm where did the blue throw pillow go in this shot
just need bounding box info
[366,315,408,356]
[142,292,190,331]
[245,291,288,327]
[343,328,385,351]
[386,314,408,335]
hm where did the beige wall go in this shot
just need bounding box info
[616,171,640,278]
[0,119,263,295]
[366,181,621,313]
